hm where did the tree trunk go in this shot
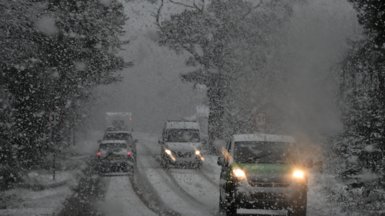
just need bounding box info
[207,74,227,143]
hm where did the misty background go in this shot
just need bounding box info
[87,0,358,137]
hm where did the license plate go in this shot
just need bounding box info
[108,156,121,160]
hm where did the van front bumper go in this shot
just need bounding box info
[233,183,306,209]
[163,155,202,166]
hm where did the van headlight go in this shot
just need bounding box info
[293,170,304,178]
[165,149,171,155]
[233,169,246,178]
[195,150,200,155]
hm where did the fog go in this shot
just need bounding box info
[89,1,205,134]
[87,0,358,138]
[276,0,358,141]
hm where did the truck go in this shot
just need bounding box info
[105,112,133,132]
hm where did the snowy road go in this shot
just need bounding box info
[94,132,338,216]
[133,133,290,216]
[136,133,213,216]
[102,176,157,216]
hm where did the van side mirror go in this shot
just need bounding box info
[217,157,228,166]
[97,140,102,144]
[158,138,162,144]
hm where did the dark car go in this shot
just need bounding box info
[96,140,136,173]
[102,131,138,152]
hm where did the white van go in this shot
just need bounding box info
[159,121,204,169]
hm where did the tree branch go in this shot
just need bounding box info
[242,0,263,19]
[154,0,164,28]
[193,0,203,12]
[169,0,194,9]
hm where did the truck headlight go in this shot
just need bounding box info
[293,170,304,178]
[233,169,246,178]
[165,149,171,155]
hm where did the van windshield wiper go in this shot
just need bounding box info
[245,153,272,162]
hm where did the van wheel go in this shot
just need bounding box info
[224,190,236,216]
[218,197,226,215]
[288,191,307,216]
[161,160,169,170]
[195,162,202,170]
[225,200,236,216]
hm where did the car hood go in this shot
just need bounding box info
[165,142,202,151]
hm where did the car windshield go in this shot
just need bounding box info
[165,129,200,142]
[234,141,298,164]
[103,133,131,141]
[99,143,127,150]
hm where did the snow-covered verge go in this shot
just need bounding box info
[0,185,72,216]
[0,132,97,216]
[307,171,385,216]
[0,169,82,216]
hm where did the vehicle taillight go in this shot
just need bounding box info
[97,152,101,156]
[128,144,133,146]
[127,152,131,156]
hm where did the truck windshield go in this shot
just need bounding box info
[234,141,297,164]
[165,129,200,142]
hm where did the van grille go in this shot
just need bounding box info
[172,151,192,158]
[249,181,290,187]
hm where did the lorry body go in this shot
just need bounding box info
[105,112,133,131]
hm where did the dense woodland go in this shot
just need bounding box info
[0,0,130,185]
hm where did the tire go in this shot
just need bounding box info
[225,198,236,216]
[122,165,129,173]
[218,191,236,216]
[218,196,226,215]
[161,159,169,170]
[224,187,236,216]
[195,162,202,170]
[288,191,307,216]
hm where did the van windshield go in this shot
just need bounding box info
[165,129,200,142]
[234,141,297,164]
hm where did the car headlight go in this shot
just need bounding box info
[195,150,200,155]
[293,170,304,178]
[233,169,246,178]
[165,149,171,155]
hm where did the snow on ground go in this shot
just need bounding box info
[135,138,211,216]
[133,132,370,216]
[145,168,210,216]
[0,169,81,216]
[306,173,347,216]
[101,176,157,216]
[169,169,218,212]
[0,185,71,216]
[22,169,82,188]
